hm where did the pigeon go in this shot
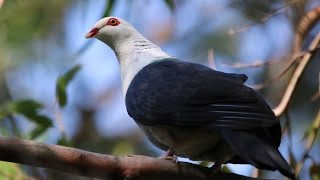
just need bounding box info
[85,17,295,179]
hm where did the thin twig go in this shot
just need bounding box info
[286,149,296,180]
[0,0,4,9]
[273,32,320,117]
[285,112,293,148]
[248,57,298,90]
[208,49,216,70]
[53,105,66,137]
[293,6,320,53]
[222,47,319,68]
[284,111,296,180]
[294,109,320,176]
[310,91,319,102]
[279,112,294,180]
[228,46,319,90]
[251,168,260,178]
[227,7,320,110]
[228,0,302,35]
[310,71,320,101]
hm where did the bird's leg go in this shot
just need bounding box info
[158,149,178,163]
[209,162,222,175]
[212,163,221,170]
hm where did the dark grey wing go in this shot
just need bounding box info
[125,59,277,130]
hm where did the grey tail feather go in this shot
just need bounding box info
[221,130,296,179]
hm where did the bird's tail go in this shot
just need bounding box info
[221,130,296,179]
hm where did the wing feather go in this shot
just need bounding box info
[125,59,277,129]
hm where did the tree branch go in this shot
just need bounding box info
[270,6,320,116]
[273,31,320,116]
[227,0,303,35]
[0,0,4,9]
[0,137,260,180]
[293,6,320,53]
[294,109,320,176]
[224,6,320,116]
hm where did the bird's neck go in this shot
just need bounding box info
[113,35,172,96]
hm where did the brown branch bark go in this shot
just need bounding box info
[293,6,320,53]
[0,137,261,180]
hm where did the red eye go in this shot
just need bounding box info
[107,18,120,26]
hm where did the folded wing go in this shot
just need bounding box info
[126,59,277,130]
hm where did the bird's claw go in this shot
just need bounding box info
[159,155,178,163]
[158,149,178,163]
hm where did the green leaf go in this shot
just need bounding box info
[221,165,233,173]
[56,78,67,107]
[104,0,115,17]
[288,149,297,168]
[0,104,11,120]
[29,125,50,140]
[57,133,73,147]
[302,124,314,140]
[56,64,81,107]
[0,161,27,180]
[24,114,53,127]
[164,0,175,11]
[0,100,42,120]
[63,64,82,83]
[10,100,43,113]
[199,161,210,167]
[0,100,53,129]
[11,100,52,127]
[310,163,320,180]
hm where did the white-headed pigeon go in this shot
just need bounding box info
[85,17,295,179]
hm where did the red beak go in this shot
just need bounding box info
[85,28,100,38]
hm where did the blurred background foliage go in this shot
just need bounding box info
[0,0,319,179]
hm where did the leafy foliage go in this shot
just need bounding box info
[57,133,73,147]
[0,162,27,180]
[0,0,70,49]
[310,163,320,180]
[104,0,116,17]
[164,0,175,11]
[56,64,81,107]
[0,100,53,139]
[229,0,280,21]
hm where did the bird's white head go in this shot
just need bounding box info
[86,17,171,96]
[85,17,140,50]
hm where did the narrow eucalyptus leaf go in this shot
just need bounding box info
[56,64,81,107]
[164,0,175,11]
[30,125,49,140]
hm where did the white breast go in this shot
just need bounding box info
[118,47,172,96]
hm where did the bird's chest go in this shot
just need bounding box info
[137,124,221,159]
